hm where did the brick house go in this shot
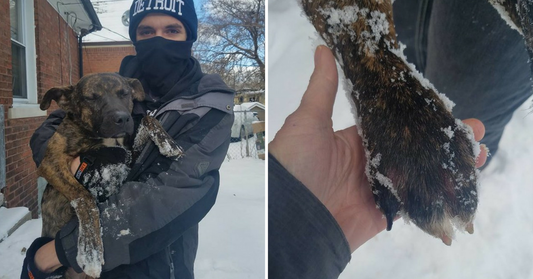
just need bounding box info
[0,0,100,216]
[82,41,135,75]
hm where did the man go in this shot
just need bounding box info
[22,0,235,278]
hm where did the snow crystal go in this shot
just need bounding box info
[118,229,131,237]
[375,171,400,202]
[370,153,382,168]
[488,0,523,34]
[455,118,481,158]
[441,126,454,139]
[318,5,389,55]
[387,42,456,112]
[83,163,130,201]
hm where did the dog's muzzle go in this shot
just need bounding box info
[98,111,134,138]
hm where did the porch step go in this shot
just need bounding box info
[0,207,32,243]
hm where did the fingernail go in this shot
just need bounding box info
[315,45,325,65]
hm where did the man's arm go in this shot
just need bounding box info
[29,110,65,167]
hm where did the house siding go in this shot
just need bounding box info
[1,0,81,217]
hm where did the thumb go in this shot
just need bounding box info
[298,45,339,118]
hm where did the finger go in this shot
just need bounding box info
[462,118,485,141]
[298,45,339,118]
[476,144,488,168]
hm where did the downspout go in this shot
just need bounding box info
[78,30,88,78]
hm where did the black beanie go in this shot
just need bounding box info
[129,0,198,42]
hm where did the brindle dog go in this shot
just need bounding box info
[39,73,182,278]
[299,0,533,245]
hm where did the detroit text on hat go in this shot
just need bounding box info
[132,0,186,17]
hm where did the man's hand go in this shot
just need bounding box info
[269,45,488,252]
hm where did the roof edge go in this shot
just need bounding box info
[80,0,102,34]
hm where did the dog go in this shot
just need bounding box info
[298,0,533,245]
[38,73,183,278]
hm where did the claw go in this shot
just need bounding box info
[466,223,474,234]
[441,234,453,246]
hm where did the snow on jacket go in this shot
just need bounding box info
[30,65,235,278]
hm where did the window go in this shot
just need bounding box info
[8,0,42,119]
[10,0,27,98]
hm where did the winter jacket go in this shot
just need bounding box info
[30,65,235,278]
[269,154,351,278]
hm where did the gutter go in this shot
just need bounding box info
[78,0,102,78]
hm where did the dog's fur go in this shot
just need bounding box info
[299,0,533,245]
[39,73,182,278]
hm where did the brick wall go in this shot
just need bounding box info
[83,43,135,75]
[0,0,12,107]
[0,0,80,216]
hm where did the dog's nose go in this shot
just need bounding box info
[114,111,130,126]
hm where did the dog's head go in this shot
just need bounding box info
[41,73,145,138]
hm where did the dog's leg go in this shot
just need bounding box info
[133,115,184,159]
[38,133,104,277]
[300,0,480,245]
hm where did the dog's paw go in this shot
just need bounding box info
[71,198,104,277]
[134,116,184,159]
[356,80,480,245]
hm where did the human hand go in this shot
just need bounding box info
[269,45,488,252]
[21,237,62,278]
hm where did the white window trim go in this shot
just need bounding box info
[9,0,45,119]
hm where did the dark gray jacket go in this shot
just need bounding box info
[268,154,351,278]
[30,73,234,279]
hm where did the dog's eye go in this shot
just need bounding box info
[118,90,131,97]
[84,94,99,100]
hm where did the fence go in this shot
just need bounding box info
[226,111,265,160]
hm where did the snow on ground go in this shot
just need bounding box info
[0,158,265,279]
[0,207,29,241]
[0,219,42,279]
[196,158,265,279]
[269,1,533,278]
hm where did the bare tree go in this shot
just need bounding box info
[194,0,265,92]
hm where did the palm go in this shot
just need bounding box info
[270,107,388,252]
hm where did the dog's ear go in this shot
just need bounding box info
[40,85,74,110]
[126,78,145,101]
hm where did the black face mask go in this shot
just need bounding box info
[134,37,194,96]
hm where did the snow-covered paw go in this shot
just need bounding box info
[361,98,480,245]
[72,198,104,277]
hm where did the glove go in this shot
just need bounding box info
[74,146,131,202]
[20,237,66,279]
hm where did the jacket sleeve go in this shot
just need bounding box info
[29,110,66,167]
[268,153,352,279]
[55,106,234,272]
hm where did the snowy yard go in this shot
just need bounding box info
[269,1,533,278]
[0,158,265,279]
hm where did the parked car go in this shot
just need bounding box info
[231,105,257,141]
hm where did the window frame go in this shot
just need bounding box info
[9,0,44,119]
